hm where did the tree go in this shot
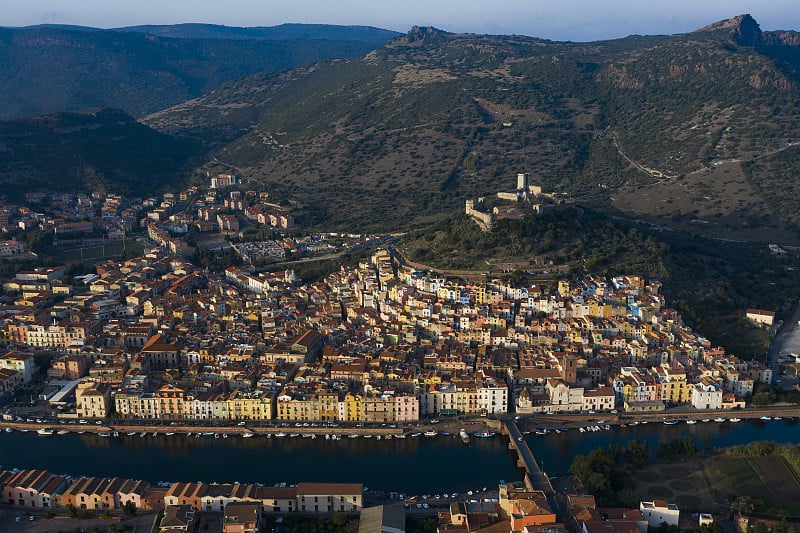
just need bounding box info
[122,501,137,516]
[752,392,771,407]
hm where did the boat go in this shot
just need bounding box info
[774,417,783,421]
[274,432,287,437]
[472,431,496,438]
[578,427,585,433]
[186,433,192,437]
[57,430,69,435]
[165,432,175,436]
[439,432,451,437]
[126,432,137,436]
[729,418,742,423]
[4,427,12,433]
[201,432,214,437]
[629,421,639,426]
[214,433,220,439]
[98,432,111,437]
[713,417,726,423]
[363,434,373,438]
[222,433,228,438]
[663,420,680,425]
[685,420,697,425]
[152,432,158,437]
[112,431,119,437]
[424,431,437,437]
[459,428,470,444]
[348,434,360,439]
[535,429,549,435]
[242,432,255,438]
[701,419,711,423]
[36,428,55,436]
[410,432,422,437]
[394,433,407,439]
[140,431,148,437]
[288,433,300,438]
[760,415,772,420]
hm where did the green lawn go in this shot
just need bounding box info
[635,455,800,516]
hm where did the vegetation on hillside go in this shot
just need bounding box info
[0,26,388,118]
[145,16,800,234]
[0,108,205,198]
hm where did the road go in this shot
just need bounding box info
[0,507,156,533]
[767,300,800,382]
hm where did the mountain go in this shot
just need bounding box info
[113,23,400,42]
[0,25,397,119]
[0,108,204,198]
[144,16,800,237]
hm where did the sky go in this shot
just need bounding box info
[4,0,800,42]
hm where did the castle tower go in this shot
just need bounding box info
[466,199,474,213]
[516,173,530,191]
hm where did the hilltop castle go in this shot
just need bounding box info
[465,173,574,231]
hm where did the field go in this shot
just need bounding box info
[635,455,800,516]
[47,241,145,263]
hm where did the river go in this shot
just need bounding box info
[2,419,800,495]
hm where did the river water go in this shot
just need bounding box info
[2,419,799,495]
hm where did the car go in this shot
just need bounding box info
[29,516,35,521]
[78,419,87,424]
[15,516,21,523]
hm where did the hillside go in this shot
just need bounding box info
[0,108,204,198]
[0,25,393,119]
[113,23,400,42]
[145,16,800,236]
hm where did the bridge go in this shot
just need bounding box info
[503,420,561,518]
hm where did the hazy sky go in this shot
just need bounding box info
[5,0,800,42]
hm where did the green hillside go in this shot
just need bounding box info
[0,108,204,198]
[0,26,390,119]
[145,16,800,237]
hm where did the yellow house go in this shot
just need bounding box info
[344,393,362,422]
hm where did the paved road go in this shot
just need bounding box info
[768,301,800,382]
[0,507,156,533]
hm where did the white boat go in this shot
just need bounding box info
[4,427,12,433]
[98,432,111,437]
[36,428,55,436]
[126,432,137,436]
[459,428,470,444]
[274,432,287,437]
[760,415,772,420]
[472,431,495,438]
[348,434,360,439]
[578,427,585,433]
[165,432,175,436]
[729,418,742,423]
[112,431,119,437]
[685,420,697,425]
[774,417,783,421]
[242,432,255,438]
[289,433,300,438]
[410,432,421,437]
[395,433,407,439]
[57,430,69,435]
[214,433,220,439]
[714,417,726,422]
[424,431,437,437]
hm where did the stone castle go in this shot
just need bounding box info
[465,173,574,231]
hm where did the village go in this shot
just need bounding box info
[0,175,793,533]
